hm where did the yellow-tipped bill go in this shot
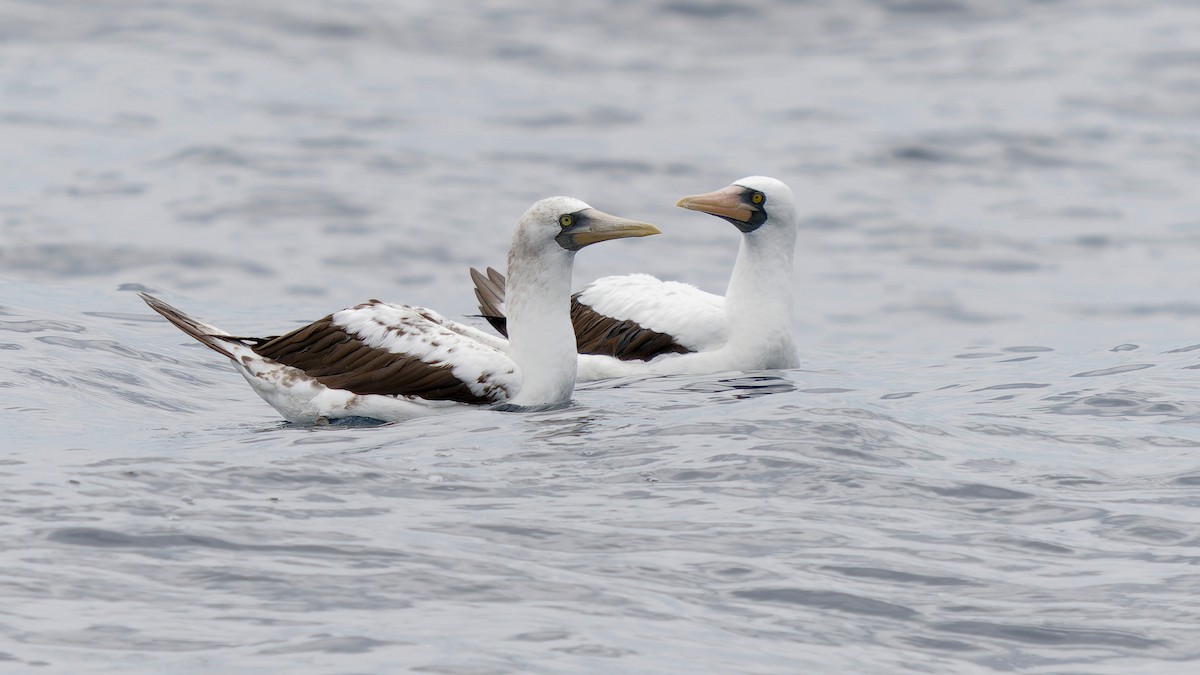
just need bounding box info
[557,208,660,251]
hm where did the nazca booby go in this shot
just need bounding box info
[470,176,799,380]
[141,197,659,423]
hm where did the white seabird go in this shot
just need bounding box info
[470,176,800,380]
[141,197,659,424]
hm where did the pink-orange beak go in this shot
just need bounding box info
[675,185,756,223]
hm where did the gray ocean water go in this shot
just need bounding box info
[3,0,1200,672]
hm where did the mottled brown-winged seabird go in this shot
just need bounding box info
[470,176,800,380]
[141,197,659,424]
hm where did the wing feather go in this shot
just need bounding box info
[470,267,508,336]
[470,268,725,360]
[569,295,691,361]
[575,274,727,351]
[250,301,518,403]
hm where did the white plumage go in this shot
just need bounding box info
[575,274,728,352]
[330,303,521,401]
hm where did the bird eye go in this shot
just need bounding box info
[559,214,574,228]
[750,192,765,205]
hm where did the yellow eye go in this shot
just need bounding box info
[559,214,574,227]
[751,192,764,205]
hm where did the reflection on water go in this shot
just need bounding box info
[679,374,797,399]
[4,0,1200,672]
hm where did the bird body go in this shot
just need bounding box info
[142,198,659,423]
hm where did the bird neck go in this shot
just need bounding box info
[724,224,798,346]
[504,246,578,407]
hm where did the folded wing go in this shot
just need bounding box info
[143,294,519,405]
[470,268,727,361]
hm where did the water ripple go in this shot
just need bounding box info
[732,588,919,619]
[933,621,1163,650]
[4,0,1200,672]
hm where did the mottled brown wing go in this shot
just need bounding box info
[251,316,493,403]
[469,266,692,361]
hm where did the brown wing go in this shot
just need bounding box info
[251,315,494,403]
[569,299,692,361]
[470,266,509,336]
[469,266,692,362]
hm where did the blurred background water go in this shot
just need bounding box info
[3,0,1200,672]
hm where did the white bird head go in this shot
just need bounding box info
[511,196,661,258]
[675,176,797,235]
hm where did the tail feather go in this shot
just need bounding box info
[139,293,238,359]
[469,266,509,337]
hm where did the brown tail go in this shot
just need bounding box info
[469,266,509,337]
[139,293,237,359]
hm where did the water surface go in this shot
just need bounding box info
[3,1,1200,672]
